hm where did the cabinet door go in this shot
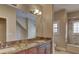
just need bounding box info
[28,47,37,54]
[45,44,51,54]
[25,50,29,54]
[38,41,51,54]
[45,41,52,54]
[15,47,38,54]
[15,50,26,54]
[38,44,46,54]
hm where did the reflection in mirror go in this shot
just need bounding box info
[16,9,36,40]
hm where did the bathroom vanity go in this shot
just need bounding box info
[0,38,52,54]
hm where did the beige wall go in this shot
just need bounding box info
[36,15,43,37]
[36,5,53,38]
[68,11,79,19]
[42,5,53,38]
[54,9,67,50]
[0,5,16,42]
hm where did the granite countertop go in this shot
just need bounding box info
[0,39,51,54]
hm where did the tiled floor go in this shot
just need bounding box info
[54,51,70,54]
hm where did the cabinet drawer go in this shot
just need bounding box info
[28,47,37,54]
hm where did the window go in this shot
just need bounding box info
[73,22,79,33]
[53,23,58,33]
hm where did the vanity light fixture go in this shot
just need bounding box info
[37,11,42,15]
[33,9,39,14]
[30,8,42,15]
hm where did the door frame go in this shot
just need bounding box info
[0,17,7,44]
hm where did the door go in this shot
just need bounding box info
[0,18,6,47]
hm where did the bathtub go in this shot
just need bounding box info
[67,44,79,54]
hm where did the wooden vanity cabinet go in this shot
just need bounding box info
[15,50,27,54]
[15,40,51,54]
[38,44,46,54]
[15,47,38,54]
[37,40,51,54]
[28,47,38,54]
[45,42,52,54]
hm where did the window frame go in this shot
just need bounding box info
[53,23,58,33]
[73,22,79,33]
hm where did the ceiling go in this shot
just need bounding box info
[54,4,79,12]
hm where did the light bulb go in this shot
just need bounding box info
[34,9,39,14]
[37,11,42,15]
[39,11,42,15]
[31,8,42,15]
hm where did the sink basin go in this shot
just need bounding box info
[26,42,38,48]
[35,40,46,43]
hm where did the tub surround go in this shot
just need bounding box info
[66,44,79,54]
[0,37,52,54]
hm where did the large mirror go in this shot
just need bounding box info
[16,9,36,40]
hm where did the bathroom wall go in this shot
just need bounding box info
[68,11,79,19]
[0,5,16,42]
[42,5,53,38]
[54,9,68,51]
[36,5,53,38]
